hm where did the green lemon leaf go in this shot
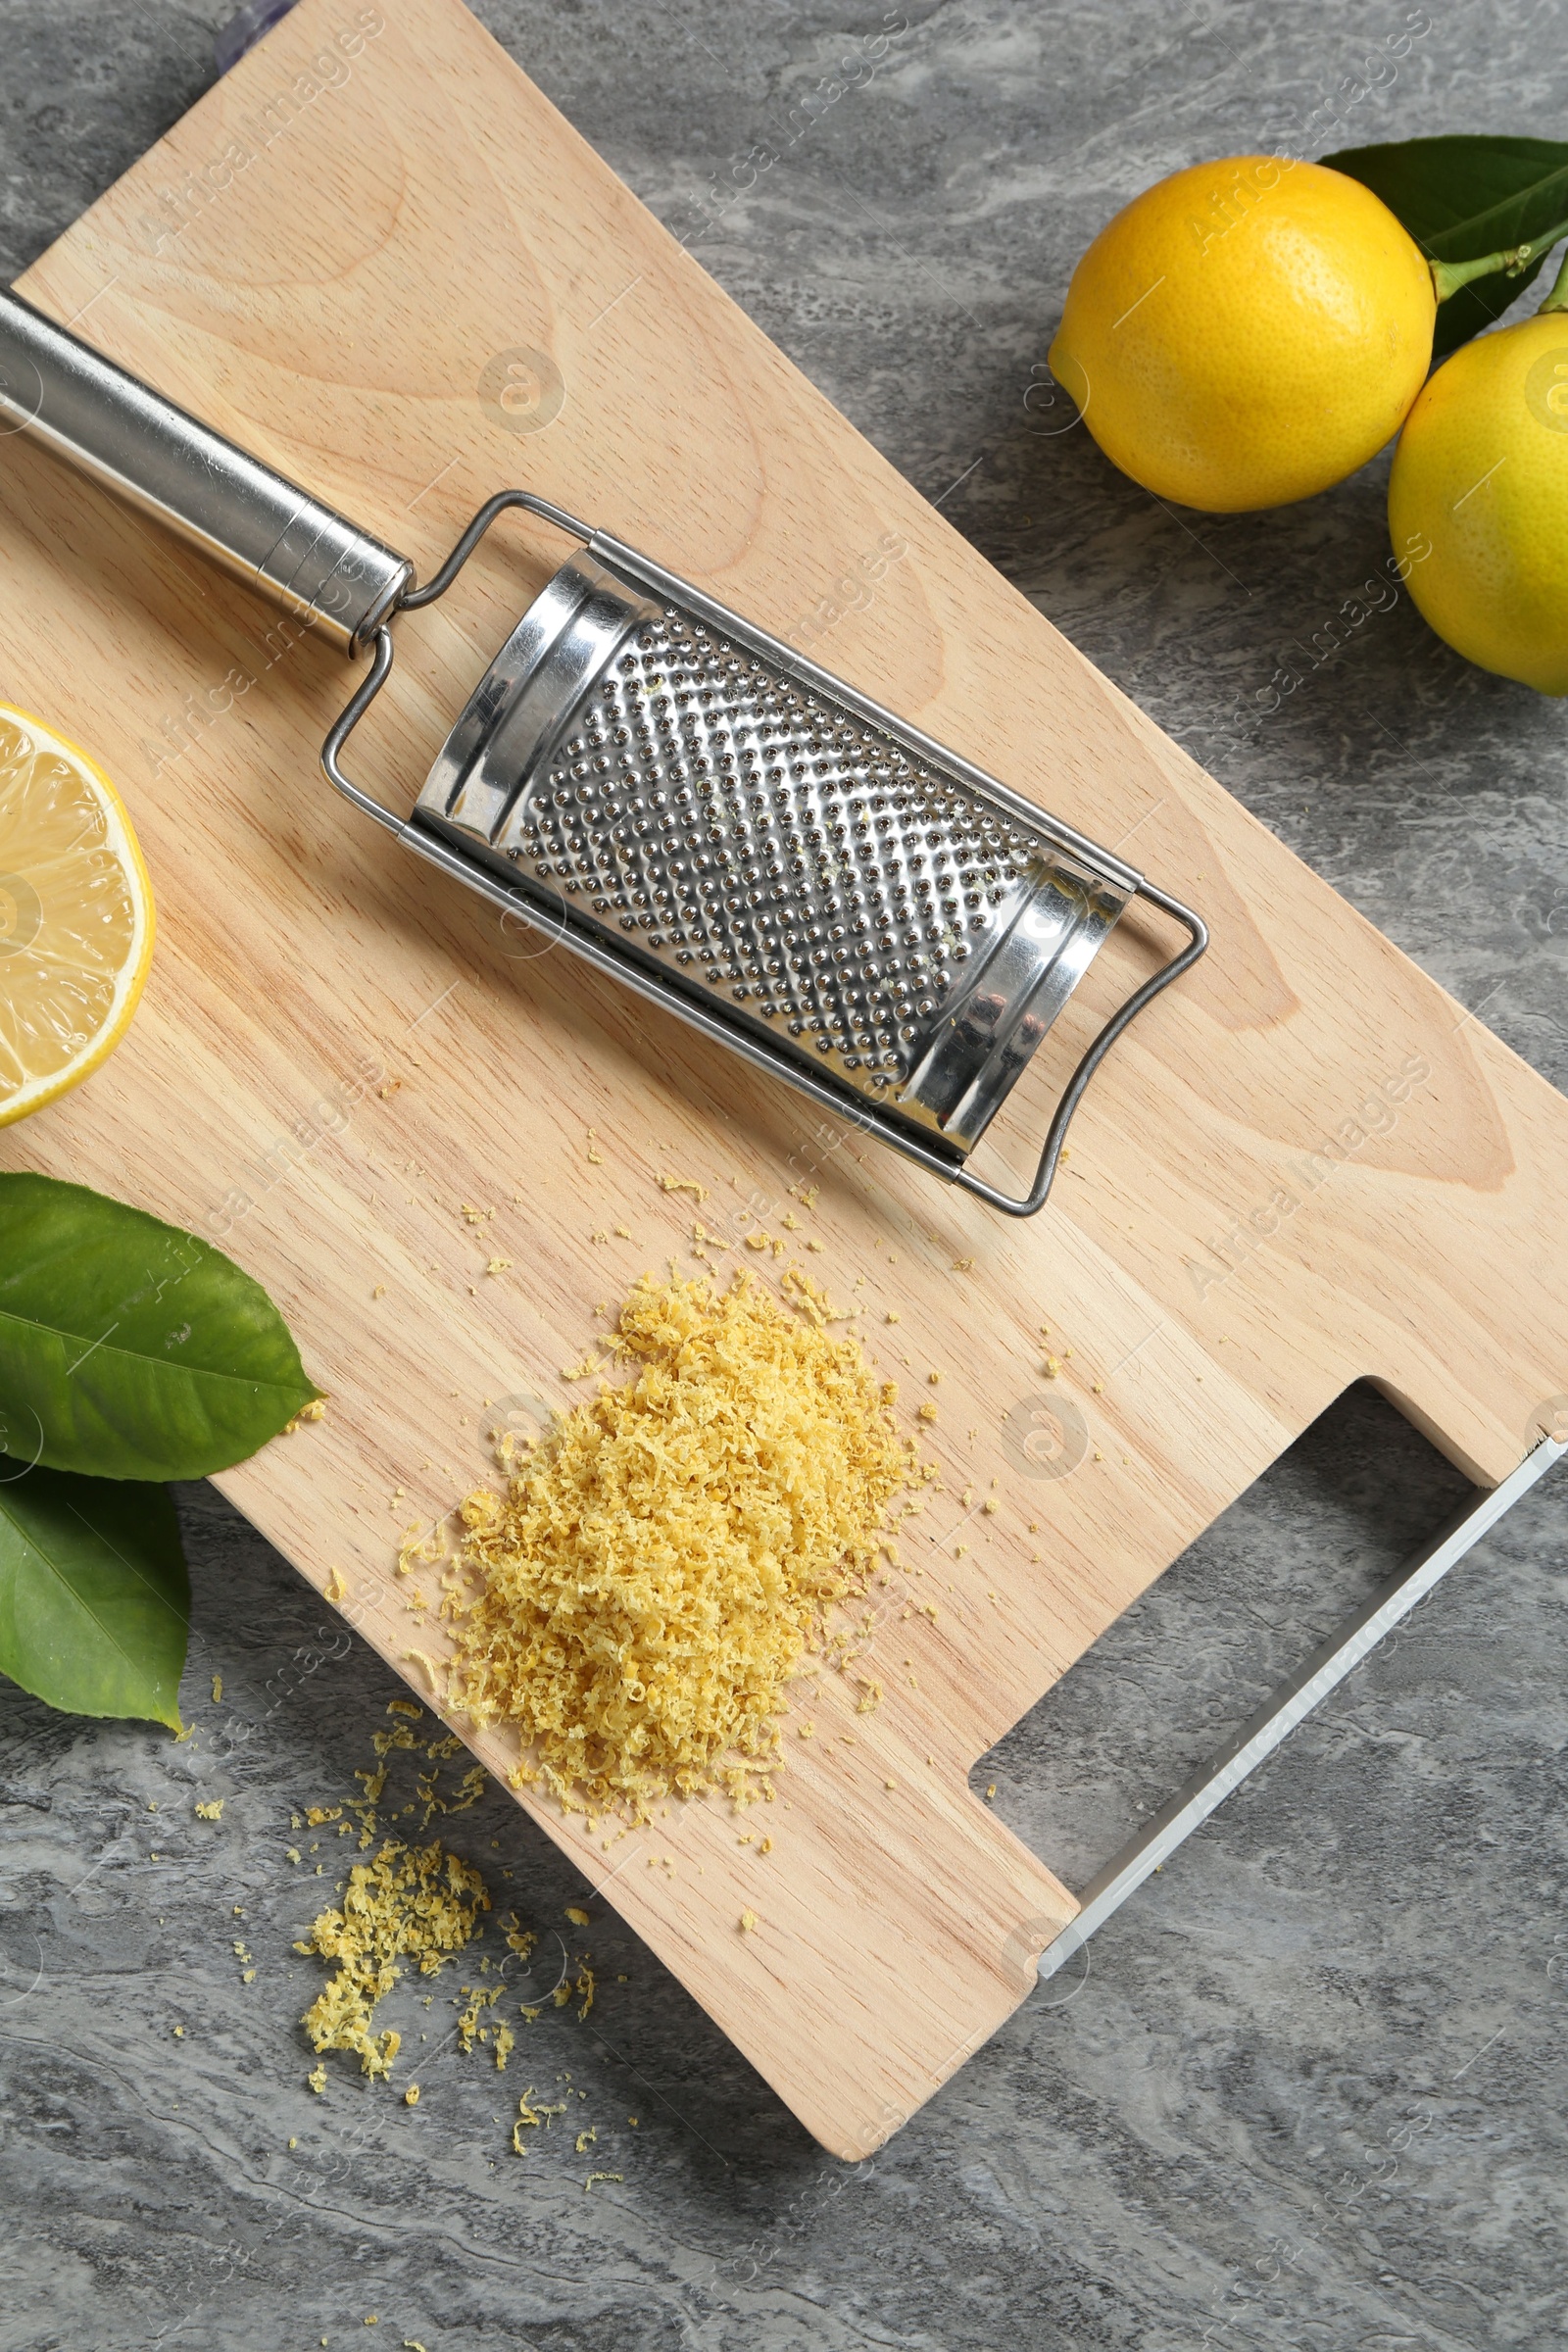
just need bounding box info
[0,1173,318,1480]
[0,1460,188,1728]
[1325,135,1568,360]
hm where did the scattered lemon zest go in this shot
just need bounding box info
[297,1838,489,2082]
[456,1981,503,2052]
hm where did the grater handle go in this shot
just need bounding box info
[0,286,412,652]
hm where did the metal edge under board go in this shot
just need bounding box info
[1034,1429,1567,1984]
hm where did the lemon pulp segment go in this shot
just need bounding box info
[0,704,154,1126]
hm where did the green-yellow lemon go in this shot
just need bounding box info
[1388,313,1568,694]
[1048,156,1436,511]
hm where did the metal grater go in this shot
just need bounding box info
[0,290,1206,1213]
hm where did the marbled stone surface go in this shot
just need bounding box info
[2,4,1565,2347]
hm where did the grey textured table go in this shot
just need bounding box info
[3,5,1566,2348]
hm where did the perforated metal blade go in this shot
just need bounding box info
[415,554,1132,1160]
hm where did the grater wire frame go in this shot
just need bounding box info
[321,490,1208,1216]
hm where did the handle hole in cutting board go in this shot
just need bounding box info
[969,1381,1473,1891]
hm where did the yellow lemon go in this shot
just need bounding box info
[1049,156,1436,511]
[1388,313,1568,694]
[0,705,155,1125]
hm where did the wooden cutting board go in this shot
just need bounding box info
[3,0,1565,2156]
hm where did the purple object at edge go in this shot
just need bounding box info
[214,0,301,75]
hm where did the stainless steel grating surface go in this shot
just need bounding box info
[417,556,1136,1157]
[519,609,1049,1090]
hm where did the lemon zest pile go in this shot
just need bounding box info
[444,1271,918,1817]
[296,1838,490,2081]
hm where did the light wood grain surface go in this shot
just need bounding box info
[1,0,1563,2154]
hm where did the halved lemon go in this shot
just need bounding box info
[0,704,155,1127]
